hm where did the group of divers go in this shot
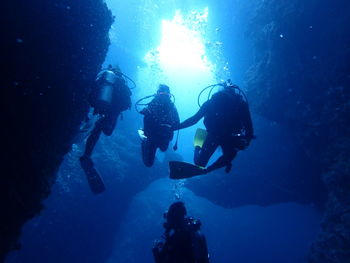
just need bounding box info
[78,64,255,263]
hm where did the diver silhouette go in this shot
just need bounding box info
[153,202,210,263]
[137,84,180,167]
[79,65,132,193]
[169,81,254,179]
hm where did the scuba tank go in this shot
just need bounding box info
[94,70,117,113]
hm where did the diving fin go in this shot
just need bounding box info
[194,128,207,148]
[80,156,106,194]
[169,161,207,179]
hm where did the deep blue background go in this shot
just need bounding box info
[5,0,329,262]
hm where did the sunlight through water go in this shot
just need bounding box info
[141,8,215,115]
[157,9,210,70]
[138,7,218,161]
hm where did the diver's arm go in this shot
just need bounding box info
[176,104,206,130]
[154,238,170,263]
[196,233,210,263]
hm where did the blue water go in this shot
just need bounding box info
[6,1,323,262]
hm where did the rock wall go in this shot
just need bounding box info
[244,1,350,262]
[0,1,113,261]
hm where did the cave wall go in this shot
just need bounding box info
[5,121,181,263]
[244,1,350,262]
[0,1,113,261]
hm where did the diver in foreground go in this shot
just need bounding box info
[169,81,254,179]
[138,84,179,167]
[80,65,132,193]
[153,202,210,263]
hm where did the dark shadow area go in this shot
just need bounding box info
[243,1,350,262]
[0,1,112,261]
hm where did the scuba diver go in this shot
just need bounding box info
[137,84,180,167]
[153,202,210,263]
[79,64,132,193]
[169,80,254,179]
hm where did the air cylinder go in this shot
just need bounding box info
[95,70,117,113]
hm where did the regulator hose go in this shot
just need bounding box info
[120,73,137,89]
[197,80,249,107]
[135,94,176,113]
[134,94,156,113]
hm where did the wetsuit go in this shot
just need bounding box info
[153,217,210,263]
[83,70,131,158]
[178,89,253,172]
[141,95,179,167]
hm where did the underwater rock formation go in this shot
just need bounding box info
[108,178,321,263]
[244,1,350,262]
[0,0,112,261]
[5,127,181,263]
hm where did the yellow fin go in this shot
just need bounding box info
[194,128,208,148]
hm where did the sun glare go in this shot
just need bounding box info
[140,7,215,117]
[158,9,209,70]
[139,7,216,159]
[145,8,211,72]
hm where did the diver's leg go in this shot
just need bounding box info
[82,118,103,157]
[158,140,170,152]
[194,134,218,167]
[142,139,157,167]
[206,139,237,173]
[102,112,119,136]
[194,146,201,163]
[206,152,237,172]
